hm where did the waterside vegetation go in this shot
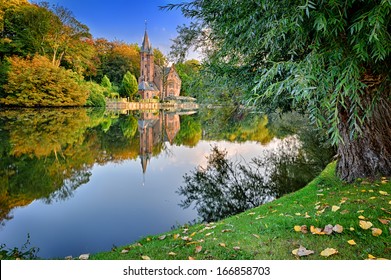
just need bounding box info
[91,162,391,260]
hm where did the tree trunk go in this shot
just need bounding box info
[337,76,391,182]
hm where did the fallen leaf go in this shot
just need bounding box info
[332,205,340,212]
[221,229,232,233]
[304,212,311,218]
[141,255,151,260]
[347,240,356,245]
[182,236,192,241]
[79,254,89,260]
[158,235,166,240]
[340,198,348,204]
[205,232,214,237]
[248,212,256,215]
[300,225,308,234]
[252,234,260,239]
[219,243,226,247]
[168,252,176,256]
[146,238,151,242]
[190,232,197,237]
[310,225,325,235]
[121,249,129,254]
[233,246,241,251]
[323,224,333,235]
[188,256,195,260]
[292,245,314,257]
[358,215,366,220]
[295,213,301,216]
[333,224,343,233]
[340,210,350,215]
[371,228,382,237]
[369,197,376,200]
[378,219,389,225]
[389,200,391,204]
[359,220,373,230]
[294,225,302,232]
[195,246,202,253]
[367,254,376,260]
[379,191,389,196]
[320,248,338,257]
[350,227,355,231]
[357,210,364,213]
[173,234,180,239]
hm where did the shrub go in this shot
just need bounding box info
[1,55,88,107]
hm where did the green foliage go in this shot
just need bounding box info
[0,55,88,107]
[0,234,39,260]
[164,1,391,144]
[85,81,106,107]
[120,71,138,99]
[175,59,201,97]
[100,74,113,97]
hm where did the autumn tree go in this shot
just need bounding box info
[164,1,391,182]
[1,1,93,72]
[94,40,140,85]
[0,55,88,107]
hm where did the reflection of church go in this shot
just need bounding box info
[138,111,181,173]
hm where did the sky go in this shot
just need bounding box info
[39,0,196,59]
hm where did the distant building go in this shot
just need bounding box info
[138,30,181,100]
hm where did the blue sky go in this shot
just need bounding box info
[40,0,192,58]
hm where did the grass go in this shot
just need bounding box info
[91,162,391,260]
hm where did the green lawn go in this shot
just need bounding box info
[91,162,391,260]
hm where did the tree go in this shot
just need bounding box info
[100,75,112,90]
[0,55,88,107]
[120,71,138,99]
[163,1,391,182]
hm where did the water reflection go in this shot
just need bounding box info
[178,112,334,222]
[0,108,200,226]
[0,107,333,258]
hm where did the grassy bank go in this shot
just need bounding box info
[91,162,391,260]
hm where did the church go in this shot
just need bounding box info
[138,30,182,100]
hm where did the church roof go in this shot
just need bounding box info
[138,81,158,91]
[141,30,153,54]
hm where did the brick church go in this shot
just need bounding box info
[138,30,182,100]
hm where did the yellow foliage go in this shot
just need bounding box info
[359,220,373,230]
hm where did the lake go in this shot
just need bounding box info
[0,107,334,259]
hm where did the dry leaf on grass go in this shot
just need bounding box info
[195,246,203,253]
[158,235,166,240]
[332,205,340,212]
[333,224,343,233]
[141,255,151,260]
[359,220,373,230]
[292,245,314,257]
[320,248,338,257]
[371,228,382,237]
[323,224,333,235]
[378,219,389,225]
[347,240,356,245]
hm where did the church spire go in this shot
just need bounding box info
[141,21,152,54]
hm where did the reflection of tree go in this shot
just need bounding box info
[174,115,202,147]
[0,108,105,226]
[199,106,274,144]
[178,146,272,222]
[178,114,334,222]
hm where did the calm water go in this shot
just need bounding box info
[0,107,333,259]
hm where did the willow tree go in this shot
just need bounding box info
[163,0,391,182]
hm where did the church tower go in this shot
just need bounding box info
[140,30,154,83]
